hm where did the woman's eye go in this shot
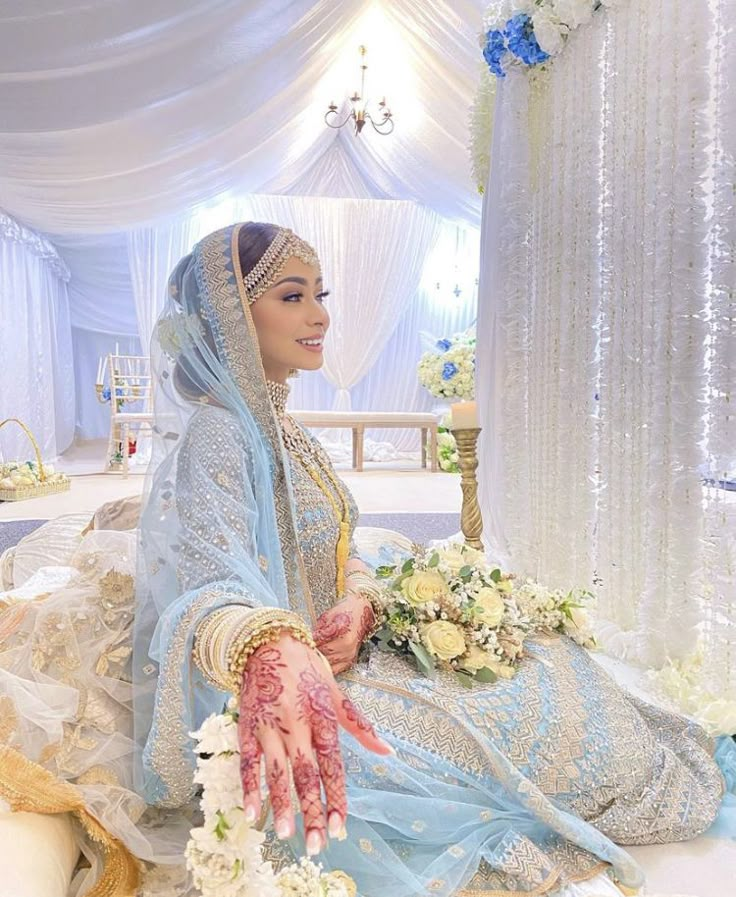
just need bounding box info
[317,290,330,303]
[282,292,302,302]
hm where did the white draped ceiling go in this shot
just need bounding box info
[0,0,485,232]
[0,0,487,455]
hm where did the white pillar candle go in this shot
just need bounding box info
[115,342,119,356]
[450,401,478,429]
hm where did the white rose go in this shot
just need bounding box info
[402,570,448,606]
[532,9,565,55]
[421,621,466,660]
[438,547,468,575]
[698,699,736,736]
[473,587,506,627]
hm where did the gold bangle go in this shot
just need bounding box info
[343,572,385,640]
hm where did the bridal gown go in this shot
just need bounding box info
[0,405,732,897]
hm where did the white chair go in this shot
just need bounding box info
[105,354,154,478]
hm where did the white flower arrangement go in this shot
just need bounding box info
[649,649,736,737]
[372,543,595,687]
[186,706,355,897]
[417,331,476,400]
[470,0,619,187]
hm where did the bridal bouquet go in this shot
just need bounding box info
[186,706,354,897]
[372,543,596,686]
[373,544,528,686]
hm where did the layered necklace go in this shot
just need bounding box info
[267,380,352,596]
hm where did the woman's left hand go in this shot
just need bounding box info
[313,590,376,675]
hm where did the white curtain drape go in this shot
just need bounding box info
[0,0,483,232]
[127,219,203,356]
[0,213,74,460]
[477,0,736,693]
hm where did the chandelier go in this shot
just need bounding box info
[325,45,394,136]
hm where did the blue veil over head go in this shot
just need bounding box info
[134,223,318,808]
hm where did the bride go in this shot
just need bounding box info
[0,222,733,897]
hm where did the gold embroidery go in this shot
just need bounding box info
[77,765,121,787]
[0,696,18,745]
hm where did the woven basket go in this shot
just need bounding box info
[0,418,71,502]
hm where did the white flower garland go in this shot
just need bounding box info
[186,707,353,897]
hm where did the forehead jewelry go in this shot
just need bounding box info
[242,228,321,304]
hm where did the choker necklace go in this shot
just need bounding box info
[267,380,290,417]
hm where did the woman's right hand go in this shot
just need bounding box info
[238,632,392,855]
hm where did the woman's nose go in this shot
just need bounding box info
[309,298,329,326]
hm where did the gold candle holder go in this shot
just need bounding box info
[451,427,484,550]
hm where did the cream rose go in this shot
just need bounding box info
[459,644,495,672]
[402,570,447,606]
[487,660,516,680]
[473,587,505,627]
[437,548,467,575]
[421,621,466,661]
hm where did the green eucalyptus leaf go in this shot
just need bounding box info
[409,641,435,677]
[490,568,502,583]
[473,666,498,684]
[454,671,475,689]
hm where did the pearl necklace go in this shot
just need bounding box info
[266,380,290,418]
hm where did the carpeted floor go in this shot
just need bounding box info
[358,512,460,544]
[0,514,459,558]
[0,518,47,556]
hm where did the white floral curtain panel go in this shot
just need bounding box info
[477,0,736,697]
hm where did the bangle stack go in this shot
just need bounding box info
[194,606,315,693]
[344,570,386,640]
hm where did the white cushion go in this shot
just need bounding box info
[0,810,78,897]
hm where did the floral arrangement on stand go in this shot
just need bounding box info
[186,706,355,897]
[470,0,619,189]
[418,331,475,472]
[418,331,476,401]
[373,543,595,687]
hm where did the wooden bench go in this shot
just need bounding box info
[290,411,440,472]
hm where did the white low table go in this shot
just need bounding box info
[290,411,440,472]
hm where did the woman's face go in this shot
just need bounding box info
[249,256,330,383]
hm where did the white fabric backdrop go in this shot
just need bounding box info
[0,213,75,459]
[477,0,736,695]
[0,0,484,232]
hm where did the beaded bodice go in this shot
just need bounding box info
[283,423,359,616]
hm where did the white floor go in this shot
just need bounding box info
[0,440,462,521]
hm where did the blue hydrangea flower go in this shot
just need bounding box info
[442,362,459,381]
[102,386,111,401]
[505,13,550,67]
[436,338,452,351]
[482,28,508,78]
